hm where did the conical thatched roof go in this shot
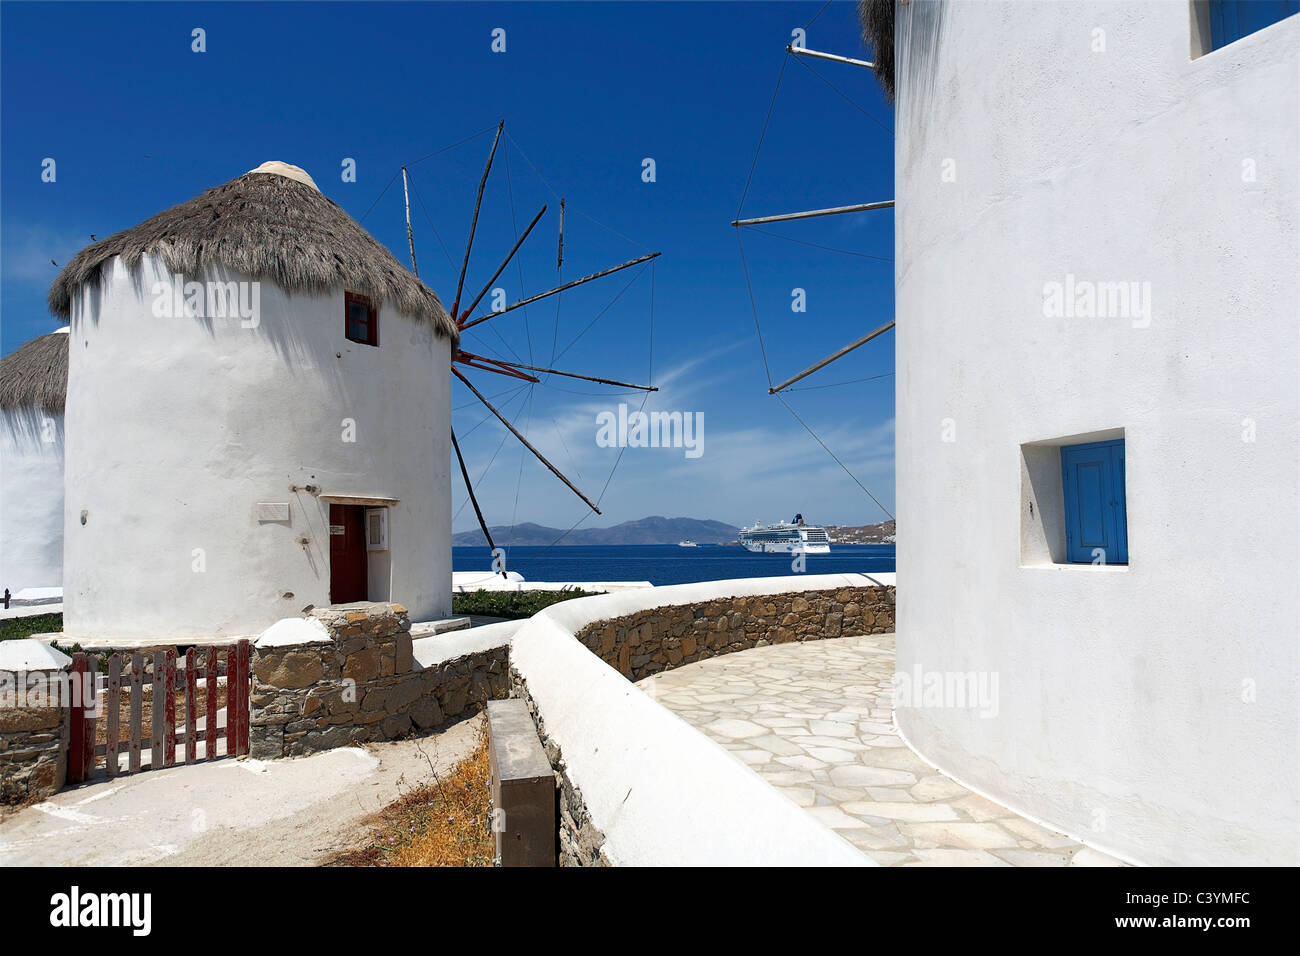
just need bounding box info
[858,0,895,100]
[48,162,457,341]
[0,330,69,414]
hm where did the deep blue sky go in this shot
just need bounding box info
[1,1,895,535]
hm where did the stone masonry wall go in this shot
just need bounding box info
[509,668,608,867]
[574,585,894,682]
[251,602,509,758]
[517,583,896,864]
[0,675,69,805]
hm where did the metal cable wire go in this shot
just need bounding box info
[777,394,894,520]
[792,53,893,135]
[804,0,834,30]
[742,225,894,262]
[736,229,774,389]
[736,52,790,220]
[785,371,895,392]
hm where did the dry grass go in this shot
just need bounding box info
[328,732,495,867]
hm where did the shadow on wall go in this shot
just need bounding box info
[896,0,947,151]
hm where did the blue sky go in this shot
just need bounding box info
[1,1,895,534]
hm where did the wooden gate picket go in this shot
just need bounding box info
[184,648,197,764]
[149,653,164,770]
[235,640,251,756]
[163,648,177,767]
[205,647,219,760]
[105,654,121,779]
[129,652,143,773]
[67,654,94,784]
[70,641,252,780]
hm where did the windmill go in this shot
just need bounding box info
[398,121,661,574]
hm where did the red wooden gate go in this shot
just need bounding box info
[67,640,251,783]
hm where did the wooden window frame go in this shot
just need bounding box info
[1193,0,1299,56]
[345,291,379,347]
[1060,438,1129,566]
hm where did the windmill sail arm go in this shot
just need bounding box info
[450,427,507,577]
[455,350,540,382]
[732,200,893,227]
[457,203,547,325]
[459,252,660,331]
[786,44,875,69]
[463,354,657,391]
[451,120,505,316]
[769,320,895,394]
[453,366,603,515]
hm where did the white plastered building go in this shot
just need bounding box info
[49,162,457,639]
[890,0,1298,864]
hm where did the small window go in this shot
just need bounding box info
[345,292,378,347]
[365,507,388,551]
[1061,439,1128,565]
[1199,0,1298,52]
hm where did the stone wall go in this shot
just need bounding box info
[573,585,894,681]
[0,691,68,805]
[0,643,72,805]
[250,602,509,759]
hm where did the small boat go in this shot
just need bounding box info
[677,540,698,547]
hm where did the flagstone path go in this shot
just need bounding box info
[636,634,1126,867]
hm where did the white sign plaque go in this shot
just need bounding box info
[255,502,290,522]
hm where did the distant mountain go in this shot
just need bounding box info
[452,516,739,547]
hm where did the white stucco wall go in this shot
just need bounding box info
[894,1,1298,864]
[63,254,452,638]
[0,406,64,593]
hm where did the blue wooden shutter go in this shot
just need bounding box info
[1208,1,1299,50]
[1061,439,1128,564]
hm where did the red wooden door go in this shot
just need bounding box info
[329,504,368,603]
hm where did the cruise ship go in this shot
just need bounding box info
[737,514,831,554]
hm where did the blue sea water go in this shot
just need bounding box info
[452,543,895,587]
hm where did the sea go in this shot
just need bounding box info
[452,543,895,587]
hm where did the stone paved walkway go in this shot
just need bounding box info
[637,634,1126,866]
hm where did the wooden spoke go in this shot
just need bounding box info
[454,366,602,515]
[451,428,507,577]
[768,320,895,394]
[459,252,660,331]
[458,204,547,324]
[456,351,656,391]
[732,200,893,227]
[451,120,505,317]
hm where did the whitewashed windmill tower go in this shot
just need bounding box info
[49,161,459,639]
[0,327,68,599]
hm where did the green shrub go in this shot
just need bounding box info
[0,612,62,642]
[451,589,601,620]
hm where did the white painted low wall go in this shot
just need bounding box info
[411,619,523,668]
[510,574,884,866]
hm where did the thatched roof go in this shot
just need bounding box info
[48,162,457,340]
[858,0,895,100]
[0,330,69,414]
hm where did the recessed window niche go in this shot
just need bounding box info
[1020,427,1129,570]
